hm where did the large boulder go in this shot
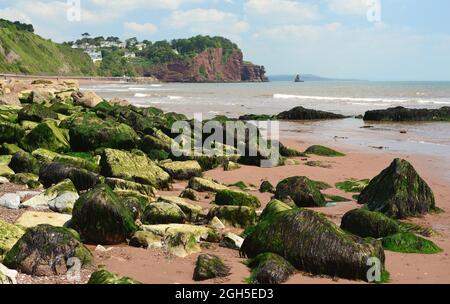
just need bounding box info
[0,122,25,143]
[3,225,92,276]
[71,91,103,108]
[188,177,228,193]
[39,162,102,192]
[67,113,139,151]
[88,269,141,284]
[160,161,202,180]
[17,104,58,122]
[142,202,187,225]
[141,129,174,153]
[105,177,156,198]
[129,231,163,249]
[69,184,137,245]
[340,208,400,238]
[274,176,326,207]
[214,189,261,208]
[358,159,436,219]
[20,121,70,153]
[277,106,346,120]
[364,106,450,122]
[193,254,231,281]
[259,200,292,222]
[9,151,40,174]
[248,253,296,284]
[0,193,21,209]
[0,220,25,261]
[141,224,219,243]
[157,196,202,222]
[240,209,386,281]
[207,206,257,228]
[101,149,170,189]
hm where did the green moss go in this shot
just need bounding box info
[0,155,12,166]
[146,149,170,161]
[214,189,261,208]
[0,121,25,143]
[341,208,400,238]
[311,180,332,190]
[247,252,296,284]
[20,120,70,153]
[336,179,370,193]
[382,232,442,254]
[229,181,249,191]
[188,177,228,193]
[324,194,351,203]
[304,145,345,157]
[274,176,326,207]
[10,173,41,189]
[18,104,58,122]
[397,221,438,237]
[0,220,25,262]
[193,254,231,281]
[142,202,186,225]
[259,180,275,193]
[0,143,24,155]
[208,206,257,228]
[259,200,292,222]
[88,269,141,284]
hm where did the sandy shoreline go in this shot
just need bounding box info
[49,138,449,285]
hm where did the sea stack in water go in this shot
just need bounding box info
[277,106,346,120]
[364,106,450,122]
[358,159,436,219]
[240,208,385,281]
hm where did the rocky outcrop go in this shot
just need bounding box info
[248,253,296,284]
[147,48,267,82]
[193,254,231,281]
[277,106,346,120]
[341,208,400,238]
[274,176,326,208]
[364,106,450,122]
[358,159,437,219]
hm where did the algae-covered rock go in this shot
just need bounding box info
[341,208,400,238]
[224,161,241,171]
[160,160,202,180]
[277,106,346,120]
[214,189,261,208]
[220,232,244,250]
[382,232,442,254]
[336,179,370,193]
[11,173,41,189]
[18,104,58,122]
[274,176,326,207]
[259,200,292,222]
[0,165,14,178]
[3,225,92,276]
[207,206,257,228]
[88,269,141,284]
[358,159,436,219]
[9,151,40,174]
[0,122,25,143]
[0,143,24,155]
[166,232,201,257]
[304,145,345,157]
[31,148,59,163]
[240,209,386,281]
[39,162,102,192]
[53,154,100,173]
[248,253,295,284]
[188,177,228,193]
[101,148,170,189]
[68,113,139,151]
[20,120,70,153]
[70,184,137,245]
[259,180,275,193]
[142,202,186,225]
[142,224,219,243]
[105,177,156,198]
[193,254,231,281]
[72,91,103,108]
[129,231,162,249]
[141,130,174,153]
[157,196,202,222]
[180,188,200,201]
[22,179,79,213]
[0,220,25,261]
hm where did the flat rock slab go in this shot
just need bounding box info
[0,193,21,209]
[15,211,71,228]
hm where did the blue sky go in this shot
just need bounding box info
[1,0,449,80]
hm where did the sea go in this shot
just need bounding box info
[82,81,450,179]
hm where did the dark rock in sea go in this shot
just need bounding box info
[248,253,296,284]
[193,254,231,281]
[3,224,92,276]
[88,269,141,284]
[341,208,400,238]
[274,176,326,207]
[358,159,436,219]
[238,114,275,121]
[364,106,450,122]
[9,151,40,174]
[69,184,137,245]
[39,162,101,192]
[240,208,386,281]
[277,106,346,120]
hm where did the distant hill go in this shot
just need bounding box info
[0,19,97,76]
[269,74,353,82]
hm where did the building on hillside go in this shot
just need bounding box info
[87,51,103,62]
[123,52,136,59]
[135,43,146,51]
[100,41,126,48]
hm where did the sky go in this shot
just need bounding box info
[1,0,449,81]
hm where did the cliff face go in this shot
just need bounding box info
[148,48,267,82]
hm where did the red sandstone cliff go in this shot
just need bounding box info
[147,48,267,82]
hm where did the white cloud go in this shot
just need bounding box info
[89,0,204,11]
[327,0,372,16]
[244,0,319,21]
[0,7,32,24]
[165,9,249,36]
[124,22,158,34]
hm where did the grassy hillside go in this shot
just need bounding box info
[0,21,97,76]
